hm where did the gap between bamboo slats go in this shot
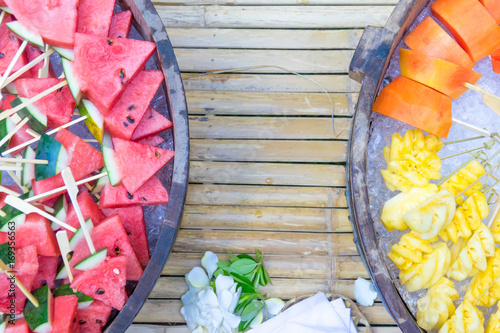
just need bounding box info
[163,252,368,279]
[127,326,402,333]
[186,184,347,207]
[182,74,361,93]
[186,91,357,116]
[155,0,399,5]
[168,28,363,49]
[157,6,393,29]
[190,139,347,162]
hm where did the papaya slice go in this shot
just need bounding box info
[399,48,482,100]
[431,0,500,62]
[480,0,500,24]
[372,77,452,139]
[403,16,474,69]
[492,50,500,74]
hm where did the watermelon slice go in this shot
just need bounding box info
[0,13,27,76]
[17,213,60,257]
[64,190,106,237]
[103,70,164,140]
[73,33,156,113]
[16,78,76,128]
[109,10,133,39]
[70,256,128,310]
[0,245,38,315]
[77,0,115,37]
[31,255,59,290]
[5,318,30,333]
[131,107,173,141]
[113,138,174,194]
[0,185,19,210]
[136,134,165,147]
[4,0,78,48]
[103,206,150,267]
[51,295,78,333]
[25,44,45,78]
[99,175,169,208]
[77,300,112,333]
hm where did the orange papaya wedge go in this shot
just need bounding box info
[399,48,482,100]
[491,50,500,74]
[404,16,474,69]
[372,77,452,139]
[480,0,500,24]
[431,0,500,62]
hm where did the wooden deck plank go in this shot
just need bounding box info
[189,116,351,140]
[155,0,398,5]
[189,161,346,186]
[186,184,347,207]
[128,326,402,333]
[186,91,356,116]
[190,139,347,162]
[158,6,393,28]
[168,28,363,49]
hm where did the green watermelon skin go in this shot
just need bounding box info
[77,0,115,37]
[103,71,164,140]
[136,134,165,147]
[18,213,60,257]
[113,138,174,194]
[31,255,59,290]
[0,245,38,315]
[102,206,150,267]
[131,107,173,141]
[77,300,112,333]
[5,318,30,333]
[0,13,27,76]
[16,78,75,128]
[5,0,78,48]
[70,256,128,310]
[73,33,156,113]
[109,10,133,39]
[2,94,33,155]
[99,175,169,208]
[51,295,78,333]
[64,190,106,238]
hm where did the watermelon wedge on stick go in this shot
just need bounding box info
[51,295,79,333]
[109,10,133,39]
[77,0,115,37]
[131,107,173,141]
[77,300,112,333]
[0,13,27,76]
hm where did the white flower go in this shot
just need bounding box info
[354,277,378,306]
[202,251,219,279]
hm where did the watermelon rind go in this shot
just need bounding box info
[34,133,69,181]
[0,242,14,266]
[0,116,15,153]
[53,284,94,309]
[0,203,26,232]
[68,218,94,249]
[6,21,44,47]
[0,316,6,333]
[53,47,74,61]
[5,82,17,95]
[10,97,47,134]
[61,59,81,104]
[23,285,52,333]
[91,172,109,195]
[51,195,68,231]
[55,264,68,280]
[73,248,107,271]
[101,132,122,186]
[21,146,35,189]
[0,7,12,14]
[78,99,103,143]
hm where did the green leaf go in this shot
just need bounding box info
[260,270,267,287]
[213,268,224,278]
[235,294,256,313]
[228,252,239,263]
[217,260,231,268]
[237,254,256,261]
[230,272,258,294]
[230,258,259,275]
[239,301,265,331]
[262,262,272,286]
[256,249,262,262]
[254,272,261,289]
[244,268,257,283]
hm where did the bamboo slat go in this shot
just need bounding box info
[189,116,351,140]
[127,326,402,333]
[186,91,356,116]
[189,161,346,186]
[156,0,398,4]
[190,139,347,162]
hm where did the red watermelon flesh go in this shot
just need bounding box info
[131,107,173,141]
[99,175,169,208]
[18,213,60,256]
[136,134,165,147]
[52,295,79,333]
[16,78,75,128]
[103,206,149,267]
[24,45,57,78]
[113,138,174,194]
[0,0,6,6]
[73,33,156,113]
[5,318,30,333]
[77,0,115,37]
[5,0,78,48]
[0,13,27,76]
[109,10,133,39]
[31,255,59,290]
[77,300,112,333]
[0,94,17,111]
[0,246,38,315]
[103,70,164,140]
[0,185,19,210]
[70,256,128,310]
[64,190,106,238]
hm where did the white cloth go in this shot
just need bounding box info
[248,293,357,333]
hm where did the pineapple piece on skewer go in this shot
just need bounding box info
[465,248,500,307]
[388,231,438,271]
[383,128,444,164]
[438,301,484,333]
[486,301,500,333]
[439,159,486,205]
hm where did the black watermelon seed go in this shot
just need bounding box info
[0,53,4,58]
[126,116,134,123]
[155,151,160,157]
[58,87,63,92]
[119,68,125,79]
[126,192,133,199]
[96,289,105,295]
[127,231,131,235]
[41,280,47,286]
[128,105,135,111]
[79,320,87,325]
[67,251,74,261]
[114,246,120,255]
[142,197,147,201]
[107,39,114,45]
[96,320,103,324]
[123,122,129,127]
[10,36,14,40]
[73,318,77,324]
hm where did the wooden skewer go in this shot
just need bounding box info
[4,195,77,232]
[38,45,50,79]
[25,172,108,203]
[0,157,48,165]
[25,129,40,138]
[0,258,39,307]
[0,211,5,217]
[2,49,55,88]
[0,11,5,28]
[0,80,67,121]
[0,185,20,197]
[0,40,28,100]
[465,82,500,116]
[2,116,87,156]
[452,117,490,137]
[3,169,28,193]
[0,117,28,149]
[61,168,95,254]
[56,231,74,283]
[14,154,21,180]
[0,165,22,171]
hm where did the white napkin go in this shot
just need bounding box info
[248,293,356,333]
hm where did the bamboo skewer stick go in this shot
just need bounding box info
[0,40,28,100]
[465,82,500,116]
[0,184,20,197]
[0,165,22,171]
[56,231,74,283]
[452,117,491,137]
[2,49,55,87]
[2,116,87,156]
[38,45,50,79]
[0,80,67,121]
[3,169,28,193]
[0,11,5,28]
[0,157,48,165]
[0,259,39,307]
[0,117,28,148]
[4,195,77,232]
